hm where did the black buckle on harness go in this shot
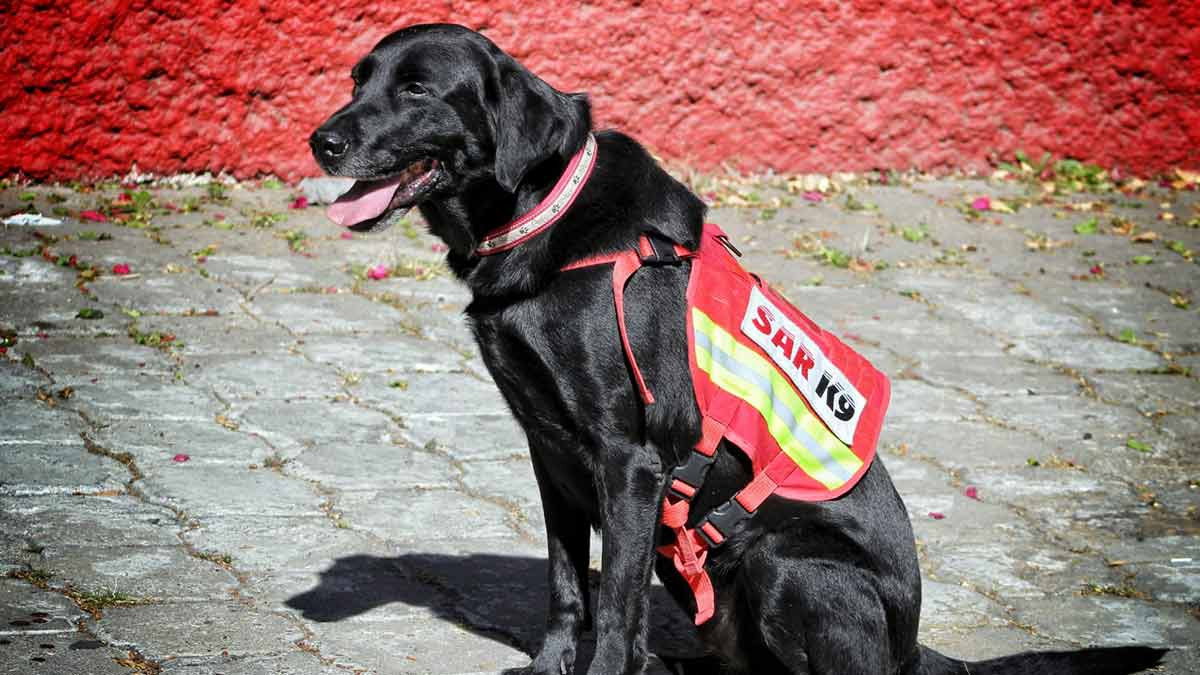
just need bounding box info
[641,232,684,265]
[668,449,716,500]
[697,497,753,548]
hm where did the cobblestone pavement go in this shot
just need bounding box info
[1,170,1197,674]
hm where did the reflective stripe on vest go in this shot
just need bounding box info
[692,307,863,491]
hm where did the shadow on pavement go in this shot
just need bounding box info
[284,553,708,672]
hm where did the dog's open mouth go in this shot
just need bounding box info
[327,159,440,233]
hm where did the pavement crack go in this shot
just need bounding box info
[4,568,166,673]
[79,432,144,485]
[353,397,541,544]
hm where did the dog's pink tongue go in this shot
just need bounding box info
[327,178,404,227]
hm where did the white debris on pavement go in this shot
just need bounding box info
[4,213,63,226]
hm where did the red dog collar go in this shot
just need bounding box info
[475,134,598,256]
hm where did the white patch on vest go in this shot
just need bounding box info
[740,285,864,445]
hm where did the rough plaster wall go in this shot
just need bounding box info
[1,0,1197,180]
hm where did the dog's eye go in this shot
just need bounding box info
[401,83,428,96]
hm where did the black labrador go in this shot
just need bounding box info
[309,23,1167,675]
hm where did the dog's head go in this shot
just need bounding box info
[310,24,591,235]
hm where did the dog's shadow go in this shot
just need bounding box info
[284,553,707,673]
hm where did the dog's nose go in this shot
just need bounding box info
[310,129,349,159]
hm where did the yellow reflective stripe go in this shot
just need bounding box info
[693,308,862,490]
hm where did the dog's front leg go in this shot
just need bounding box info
[519,448,593,675]
[587,446,665,675]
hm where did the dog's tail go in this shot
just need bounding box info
[916,643,1167,675]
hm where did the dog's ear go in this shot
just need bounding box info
[491,56,591,192]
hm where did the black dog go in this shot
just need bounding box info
[310,24,1167,675]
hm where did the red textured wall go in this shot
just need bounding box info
[2,1,1198,181]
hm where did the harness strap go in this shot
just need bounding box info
[612,252,654,404]
[562,235,759,626]
[657,415,726,624]
[695,454,788,549]
[695,415,725,456]
[561,234,692,405]
[735,470,779,512]
[666,415,724,500]
[656,527,715,624]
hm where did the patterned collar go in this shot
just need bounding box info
[475,134,597,256]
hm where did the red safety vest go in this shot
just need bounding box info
[564,223,890,624]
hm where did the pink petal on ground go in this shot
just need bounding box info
[431,243,448,253]
[971,196,991,211]
[340,231,354,240]
[290,196,309,209]
[172,453,190,463]
[79,210,107,222]
[928,511,946,520]
[802,191,824,203]
[111,263,131,275]
[964,486,979,500]
[366,264,390,280]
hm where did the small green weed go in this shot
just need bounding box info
[194,550,234,567]
[68,587,147,614]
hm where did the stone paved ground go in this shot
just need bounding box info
[0,168,1197,674]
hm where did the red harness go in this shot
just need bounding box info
[479,139,889,626]
[565,224,890,624]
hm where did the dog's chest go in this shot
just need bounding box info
[470,305,599,417]
[469,310,605,511]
